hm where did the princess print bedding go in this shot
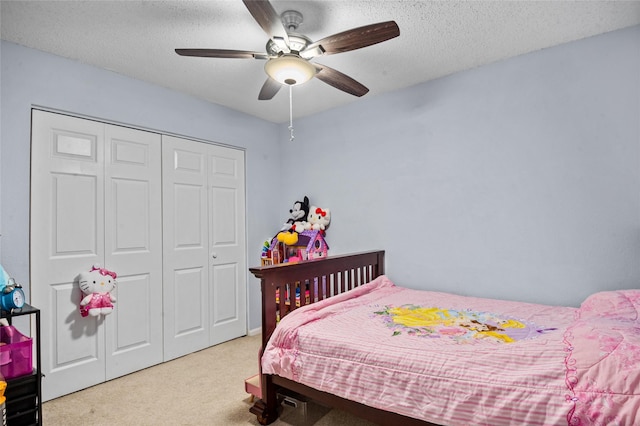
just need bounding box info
[261,276,640,425]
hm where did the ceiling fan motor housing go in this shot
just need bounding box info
[266,10,309,56]
[281,10,303,31]
[266,34,311,56]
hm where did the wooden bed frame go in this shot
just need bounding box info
[249,250,438,426]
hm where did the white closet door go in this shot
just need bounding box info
[31,110,107,400]
[208,146,246,345]
[104,124,163,379]
[30,110,163,400]
[162,135,246,360]
[162,135,210,360]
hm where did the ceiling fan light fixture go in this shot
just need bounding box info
[264,54,316,86]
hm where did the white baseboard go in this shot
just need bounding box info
[247,327,261,337]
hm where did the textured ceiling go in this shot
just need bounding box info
[2,1,640,123]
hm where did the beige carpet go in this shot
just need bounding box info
[43,334,375,426]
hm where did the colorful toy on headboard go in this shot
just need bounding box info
[270,230,329,263]
[281,196,310,233]
[277,231,298,246]
[78,265,117,317]
[264,197,331,265]
[261,240,270,258]
[307,206,331,233]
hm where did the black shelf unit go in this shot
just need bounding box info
[1,304,41,426]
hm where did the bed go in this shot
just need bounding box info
[249,250,640,425]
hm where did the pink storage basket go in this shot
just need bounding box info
[0,326,33,380]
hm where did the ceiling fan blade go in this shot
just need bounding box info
[175,49,268,60]
[242,0,289,46]
[313,63,369,97]
[302,21,399,57]
[258,77,282,100]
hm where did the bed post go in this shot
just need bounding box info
[248,266,280,425]
[377,250,385,276]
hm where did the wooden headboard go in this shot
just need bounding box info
[249,250,385,350]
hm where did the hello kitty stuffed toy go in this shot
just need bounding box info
[306,206,331,233]
[79,265,117,317]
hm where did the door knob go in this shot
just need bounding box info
[212,253,217,259]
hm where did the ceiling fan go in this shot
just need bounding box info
[175,0,400,100]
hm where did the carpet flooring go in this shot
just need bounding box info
[42,334,375,426]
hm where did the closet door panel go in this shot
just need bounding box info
[104,124,163,379]
[111,273,153,347]
[210,263,239,323]
[30,110,106,401]
[173,267,205,333]
[208,147,246,345]
[162,135,209,360]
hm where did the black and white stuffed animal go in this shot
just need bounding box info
[281,196,310,233]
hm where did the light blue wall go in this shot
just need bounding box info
[1,25,639,334]
[279,25,640,308]
[0,40,281,330]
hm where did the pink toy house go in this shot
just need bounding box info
[269,230,329,264]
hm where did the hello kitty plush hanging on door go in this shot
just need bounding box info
[78,265,117,317]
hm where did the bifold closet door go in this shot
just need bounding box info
[206,140,247,346]
[103,124,163,380]
[30,110,163,400]
[162,135,246,361]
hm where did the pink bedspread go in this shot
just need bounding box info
[262,276,640,425]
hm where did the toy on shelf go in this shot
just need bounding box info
[280,196,310,234]
[78,265,117,317]
[277,231,298,246]
[260,241,273,266]
[262,196,331,265]
[307,206,331,233]
[270,230,328,263]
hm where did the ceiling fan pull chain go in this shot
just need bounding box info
[289,85,295,142]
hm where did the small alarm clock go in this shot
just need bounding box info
[1,278,25,311]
